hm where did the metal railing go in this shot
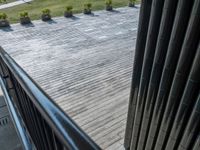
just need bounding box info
[0,46,101,150]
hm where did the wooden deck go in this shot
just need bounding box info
[0,7,139,149]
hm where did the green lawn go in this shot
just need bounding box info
[0,0,139,24]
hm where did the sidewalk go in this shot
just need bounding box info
[0,0,33,10]
[0,89,22,150]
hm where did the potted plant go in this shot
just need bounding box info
[105,0,113,11]
[0,13,9,27]
[129,0,136,7]
[83,3,92,14]
[41,8,51,21]
[19,12,31,25]
[64,6,73,17]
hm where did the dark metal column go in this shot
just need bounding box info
[124,0,153,148]
[125,0,200,149]
[130,0,165,149]
[136,0,178,149]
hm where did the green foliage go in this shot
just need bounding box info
[105,0,112,5]
[0,0,7,3]
[84,3,92,10]
[20,12,29,18]
[0,12,7,19]
[65,6,73,12]
[129,0,136,3]
[1,0,135,23]
[42,8,51,15]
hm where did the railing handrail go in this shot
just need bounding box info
[0,46,101,150]
[0,77,35,150]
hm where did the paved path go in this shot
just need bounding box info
[0,0,33,10]
[0,7,139,149]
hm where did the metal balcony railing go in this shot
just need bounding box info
[0,46,101,150]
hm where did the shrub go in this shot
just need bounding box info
[0,12,9,27]
[105,0,113,11]
[42,8,51,15]
[20,12,31,24]
[129,0,136,4]
[1,0,7,3]
[41,8,51,21]
[0,13,7,20]
[105,0,112,6]
[65,6,73,12]
[20,12,29,18]
[83,3,92,14]
[129,0,136,7]
[64,5,73,17]
[84,3,92,10]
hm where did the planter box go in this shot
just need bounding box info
[0,19,9,27]
[128,2,135,7]
[106,5,113,11]
[41,14,51,21]
[20,17,31,25]
[64,11,73,18]
[84,9,92,15]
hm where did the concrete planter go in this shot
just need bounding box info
[106,5,113,11]
[41,14,51,21]
[20,17,31,25]
[0,19,9,27]
[128,2,135,7]
[64,11,73,18]
[84,9,92,15]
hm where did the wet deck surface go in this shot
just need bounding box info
[0,7,139,149]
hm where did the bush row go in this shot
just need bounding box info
[0,0,136,27]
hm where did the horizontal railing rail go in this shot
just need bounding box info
[0,46,101,150]
[0,77,35,150]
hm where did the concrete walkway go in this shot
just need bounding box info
[0,0,33,10]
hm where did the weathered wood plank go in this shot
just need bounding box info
[0,7,139,149]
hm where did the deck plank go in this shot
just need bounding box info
[0,7,139,149]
